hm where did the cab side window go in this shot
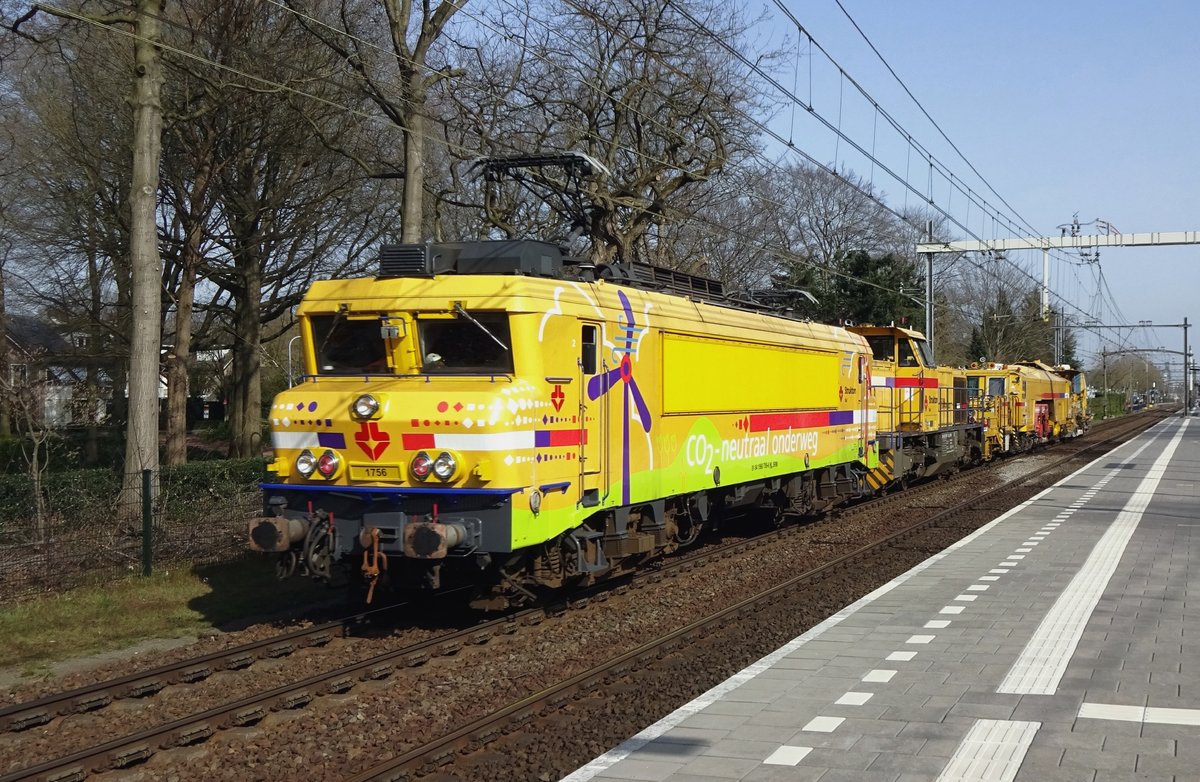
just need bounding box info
[897,340,919,367]
[581,324,598,374]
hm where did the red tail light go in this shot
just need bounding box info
[317,450,340,477]
[411,452,433,480]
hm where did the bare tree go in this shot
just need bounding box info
[440,0,771,264]
[286,0,467,242]
[0,59,15,439]
[0,223,12,440]
[157,1,257,464]
[14,0,166,497]
[769,164,899,276]
[642,169,779,292]
[942,260,1066,366]
[9,1,400,463]
[186,7,398,456]
[7,3,153,473]
[0,352,53,543]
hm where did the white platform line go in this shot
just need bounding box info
[1079,701,1200,726]
[802,715,844,732]
[997,422,1187,695]
[1078,702,1145,723]
[764,745,812,765]
[863,669,896,683]
[935,719,1041,782]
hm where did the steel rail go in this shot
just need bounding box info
[0,601,416,734]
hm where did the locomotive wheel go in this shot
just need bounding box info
[755,504,786,529]
[275,551,298,580]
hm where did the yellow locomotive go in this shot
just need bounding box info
[966,360,1078,455]
[848,325,981,490]
[250,241,877,605]
[1053,363,1091,435]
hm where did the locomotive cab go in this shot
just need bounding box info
[251,300,533,593]
[848,325,979,490]
[1051,364,1090,436]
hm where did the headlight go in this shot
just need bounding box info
[316,450,340,477]
[352,394,380,419]
[411,451,433,481]
[296,450,317,477]
[432,451,457,481]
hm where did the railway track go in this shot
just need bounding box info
[0,410,1169,781]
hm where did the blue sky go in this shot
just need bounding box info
[759,0,1199,372]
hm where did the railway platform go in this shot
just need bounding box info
[563,414,1199,782]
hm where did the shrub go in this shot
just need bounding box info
[159,458,267,524]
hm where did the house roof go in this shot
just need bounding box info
[6,314,72,358]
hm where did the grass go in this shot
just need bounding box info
[0,557,334,679]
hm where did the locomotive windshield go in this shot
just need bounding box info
[311,315,390,374]
[417,313,514,374]
[865,335,894,362]
[915,339,935,367]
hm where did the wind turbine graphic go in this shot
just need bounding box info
[587,290,651,505]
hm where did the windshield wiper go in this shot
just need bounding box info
[454,302,509,352]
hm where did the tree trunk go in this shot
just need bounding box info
[31,429,47,544]
[121,0,165,504]
[83,245,105,466]
[401,97,425,243]
[83,365,99,466]
[164,232,205,464]
[164,263,195,465]
[164,159,211,465]
[229,263,262,458]
[0,260,9,438]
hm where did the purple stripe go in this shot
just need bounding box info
[829,410,855,425]
[318,432,346,449]
[534,431,551,447]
